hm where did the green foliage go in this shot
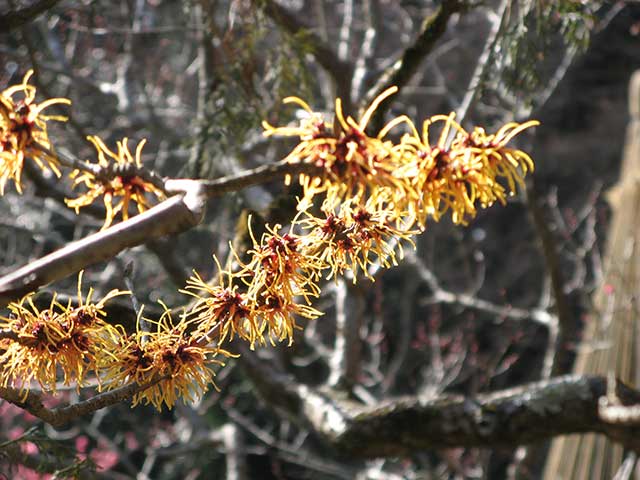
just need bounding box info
[486,0,601,108]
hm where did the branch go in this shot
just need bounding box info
[0,378,164,428]
[0,0,62,32]
[363,0,466,131]
[351,0,380,101]
[36,143,167,193]
[455,0,510,125]
[406,250,553,326]
[240,346,640,457]
[186,159,319,198]
[1,159,315,306]
[527,180,576,376]
[0,192,206,307]
[328,280,365,389]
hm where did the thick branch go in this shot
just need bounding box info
[240,347,640,457]
[0,192,206,307]
[0,158,312,306]
[0,0,62,32]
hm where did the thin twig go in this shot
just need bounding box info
[363,0,466,131]
[183,159,320,198]
[526,179,575,376]
[455,0,510,126]
[34,142,167,193]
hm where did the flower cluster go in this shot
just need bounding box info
[396,113,537,225]
[265,87,537,228]
[0,274,233,410]
[298,194,417,281]
[66,136,165,229]
[0,70,70,194]
[186,88,538,349]
[101,307,232,410]
[183,240,323,349]
[263,87,413,209]
[0,273,127,394]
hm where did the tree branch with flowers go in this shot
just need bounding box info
[0,69,543,415]
[0,0,633,477]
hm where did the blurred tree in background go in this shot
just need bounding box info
[1,1,640,478]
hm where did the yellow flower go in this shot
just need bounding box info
[184,230,324,348]
[297,194,416,282]
[101,306,232,410]
[239,224,324,345]
[0,272,127,394]
[397,113,538,225]
[461,120,538,194]
[65,136,165,229]
[253,292,322,346]
[0,70,70,194]
[242,224,323,303]
[182,265,262,347]
[263,87,416,210]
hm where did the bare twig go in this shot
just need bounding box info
[222,423,248,480]
[337,0,355,62]
[382,275,419,393]
[187,159,320,198]
[406,250,553,326]
[363,0,467,131]
[351,0,381,102]
[526,180,575,376]
[455,0,510,125]
[35,143,166,193]
[225,406,357,480]
[187,1,218,178]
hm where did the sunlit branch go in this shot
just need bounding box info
[0,156,316,307]
[239,344,640,456]
[176,159,320,199]
[0,377,165,428]
[0,194,205,307]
